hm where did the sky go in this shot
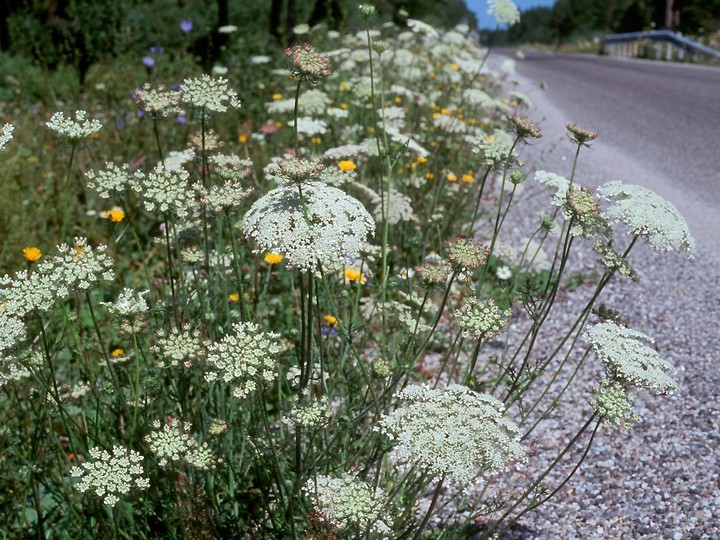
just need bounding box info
[466,0,556,29]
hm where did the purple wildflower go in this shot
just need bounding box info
[142,56,155,68]
[180,20,193,33]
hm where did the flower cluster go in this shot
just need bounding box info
[152,325,206,369]
[284,395,332,429]
[535,170,570,207]
[590,378,640,428]
[0,311,25,354]
[2,238,114,318]
[566,123,599,147]
[564,185,610,238]
[266,157,324,186]
[455,297,510,340]
[85,162,134,199]
[286,43,331,83]
[134,83,181,117]
[446,238,488,271]
[596,182,695,253]
[472,136,516,167]
[180,74,241,113]
[70,445,149,506]
[488,0,521,25]
[0,123,14,150]
[586,321,677,394]
[303,474,391,536]
[377,384,525,484]
[243,181,375,273]
[205,322,282,399]
[507,114,541,139]
[131,163,201,218]
[46,110,102,143]
[102,288,149,333]
[145,419,215,470]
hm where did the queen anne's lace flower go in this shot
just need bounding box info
[85,162,133,198]
[590,378,640,428]
[145,419,215,470]
[205,322,282,399]
[41,238,115,294]
[46,110,102,143]
[181,74,241,113]
[535,170,570,207]
[132,163,201,218]
[70,445,149,506]
[102,288,149,318]
[455,297,510,340]
[596,181,695,253]
[299,89,331,115]
[0,123,14,150]
[303,474,391,536]
[2,238,114,317]
[243,181,375,273]
[134,83,181,116]
[377,384,525,484]
[0,312,25,353]
[586,321,677,394]
[488,0,520,25]
[286,43,331,83]
[153,326,206,369]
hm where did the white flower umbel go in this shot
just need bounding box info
[535,170,570,207]
[39,238,115,295]
[596,182,695,253]
[590,378,640,428]
[153,326,206,369]
[180,74,241,113]
[85,162,133,199]
[134,83,181,117]
[488,0,521,25]
[586,321,677,394]
[243,181,375,273]
[0,123,14,150]
[46,110,102,143]
[145,419,215,470]
[131,163,201,218]
[378,384,524,485]
[455,297,510,341]
[102,288,149,318]
[303,474,391,536]
[205,322,282,399]
[0,312,25,354]
[70,445,149,507]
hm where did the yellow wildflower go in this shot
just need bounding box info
[102,207,125,223]
[340,102,348,110]
[264,252,284,265]
[462,173,475,184]
[323,314,337,325]
[111,348,125,358]
[23,246,42,263]
[447,173,457,182]
[394,96,402,104]
[238,133,248,144]
[344,268,366,285]
[450,63,459,71]
[272,93,283,100]
[338,160,356,172]
[416,156,428,165]
[441,108,452,116]
[228,293,240,302]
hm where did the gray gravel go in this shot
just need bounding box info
[483,51,720,540]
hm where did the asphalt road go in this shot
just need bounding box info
[493,49,720,250]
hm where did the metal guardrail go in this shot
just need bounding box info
[601,30,720,63]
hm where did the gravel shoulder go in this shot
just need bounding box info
[487,51,720,539]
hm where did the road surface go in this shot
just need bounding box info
[492,49,720,252]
